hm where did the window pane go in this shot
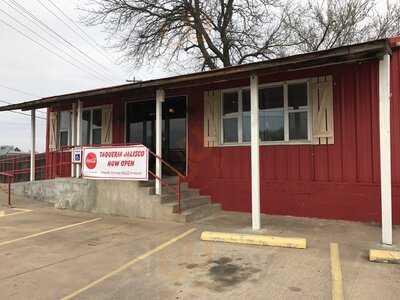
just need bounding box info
[288,83,308,109]
[223,118,238,143]
[92,128,102,145]
[259,86,284,141]
[242,112,251,142]
[260,110,284,141]
[59,131,68,147]
[82,110,91,145]
[129,122,144,143]
[242,90,250,112]
[59,111,70,131]
[259,86,284,109]
[92,109,102,128]
[289,111,308,140]
[223,92,238,116]
[169,118,186,149]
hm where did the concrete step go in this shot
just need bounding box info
[181,203,222,223]
[164,196,211,212]
[140,176,180,187]
[159,189,200,204]
[148,182,189,195]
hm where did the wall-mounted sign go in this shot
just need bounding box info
[82,145,149,181]
[72,147,82,164]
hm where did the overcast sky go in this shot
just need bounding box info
[0,0,395,152]
[0,0,172,152]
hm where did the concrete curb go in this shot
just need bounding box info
[369,249,400,264]
[200,231,307,249]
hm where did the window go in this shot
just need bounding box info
[81,108,102,145]
[259,86,284,141]
[58,111,70,147]
[221,80,310,145]
[288,83,308,140]
[222,91,239,143]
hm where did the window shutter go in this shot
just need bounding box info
[48,111,58,151]
[204,90,221,147]
[311,76,334,145]
[101,105,113,144]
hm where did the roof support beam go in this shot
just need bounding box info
[379,53,392,245]
[75,100,82,178]
[155,89,165,195]
[30,109,36,182]
[250,74,261,231]
[71,102,76,178]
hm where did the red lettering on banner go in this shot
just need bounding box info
[124,151,145,157]
[100,151,123,158]
[121,160,135,167]
[107,161,120,167]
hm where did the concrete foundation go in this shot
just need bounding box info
[13,178,184,222]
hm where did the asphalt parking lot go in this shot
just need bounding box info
[1,190,400,300]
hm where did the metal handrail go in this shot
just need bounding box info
[0,172,14,207]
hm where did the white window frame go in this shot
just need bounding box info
[221,88,242,144]
[220,79,312,146]
[80,105,105,145]
[58,110,71,148]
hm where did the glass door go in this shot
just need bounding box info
[126,96,186,174]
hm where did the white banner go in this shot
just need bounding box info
[82,145,149,181]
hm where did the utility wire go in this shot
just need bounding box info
[0,100,47,115]
[0,84,46,115]
[0,6,112,83]
[44,0,117,66]
[0,83,40,98]
[0,18,110,83]
[6,0,116,82]
[0,110,46,120]
[37,0,118,76]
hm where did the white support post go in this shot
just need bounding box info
[71,103,76,177]
[155,89,165,195]
[379,53,392,245]
[250,74,261,231]
[30,109,36,182]
[75,100,82,178]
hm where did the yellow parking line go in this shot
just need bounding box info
[330,243,344,300]
[60,228,197,300]
[0,208,32,218]
[0,218,101,247]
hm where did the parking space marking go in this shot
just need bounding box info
[0,208,32,218]
[60,227,197,300]
[0,218,101,247]
[330,243,344,300]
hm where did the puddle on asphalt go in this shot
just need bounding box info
[183,256,261,292]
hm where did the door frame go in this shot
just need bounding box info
[123,95,188,176]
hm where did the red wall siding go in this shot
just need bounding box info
[44,46,400,224]
[186,59,400,224]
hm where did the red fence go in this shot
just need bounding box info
[0,148,72,184]
[0,145,185,213]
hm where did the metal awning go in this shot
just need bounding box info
[0,38,391,112]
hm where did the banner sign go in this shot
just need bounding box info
[82,145,149,181]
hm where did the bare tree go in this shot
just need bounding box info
[82,0,294,70]
[285,0,400,53]
[83,0,400,71]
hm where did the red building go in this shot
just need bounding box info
[1,37,399,244]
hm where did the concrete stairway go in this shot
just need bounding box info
[141,177,221,223]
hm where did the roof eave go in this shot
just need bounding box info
[0,38,391,112]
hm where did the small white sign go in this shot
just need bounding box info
[72,148,82,164]
[82,145,149,181]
